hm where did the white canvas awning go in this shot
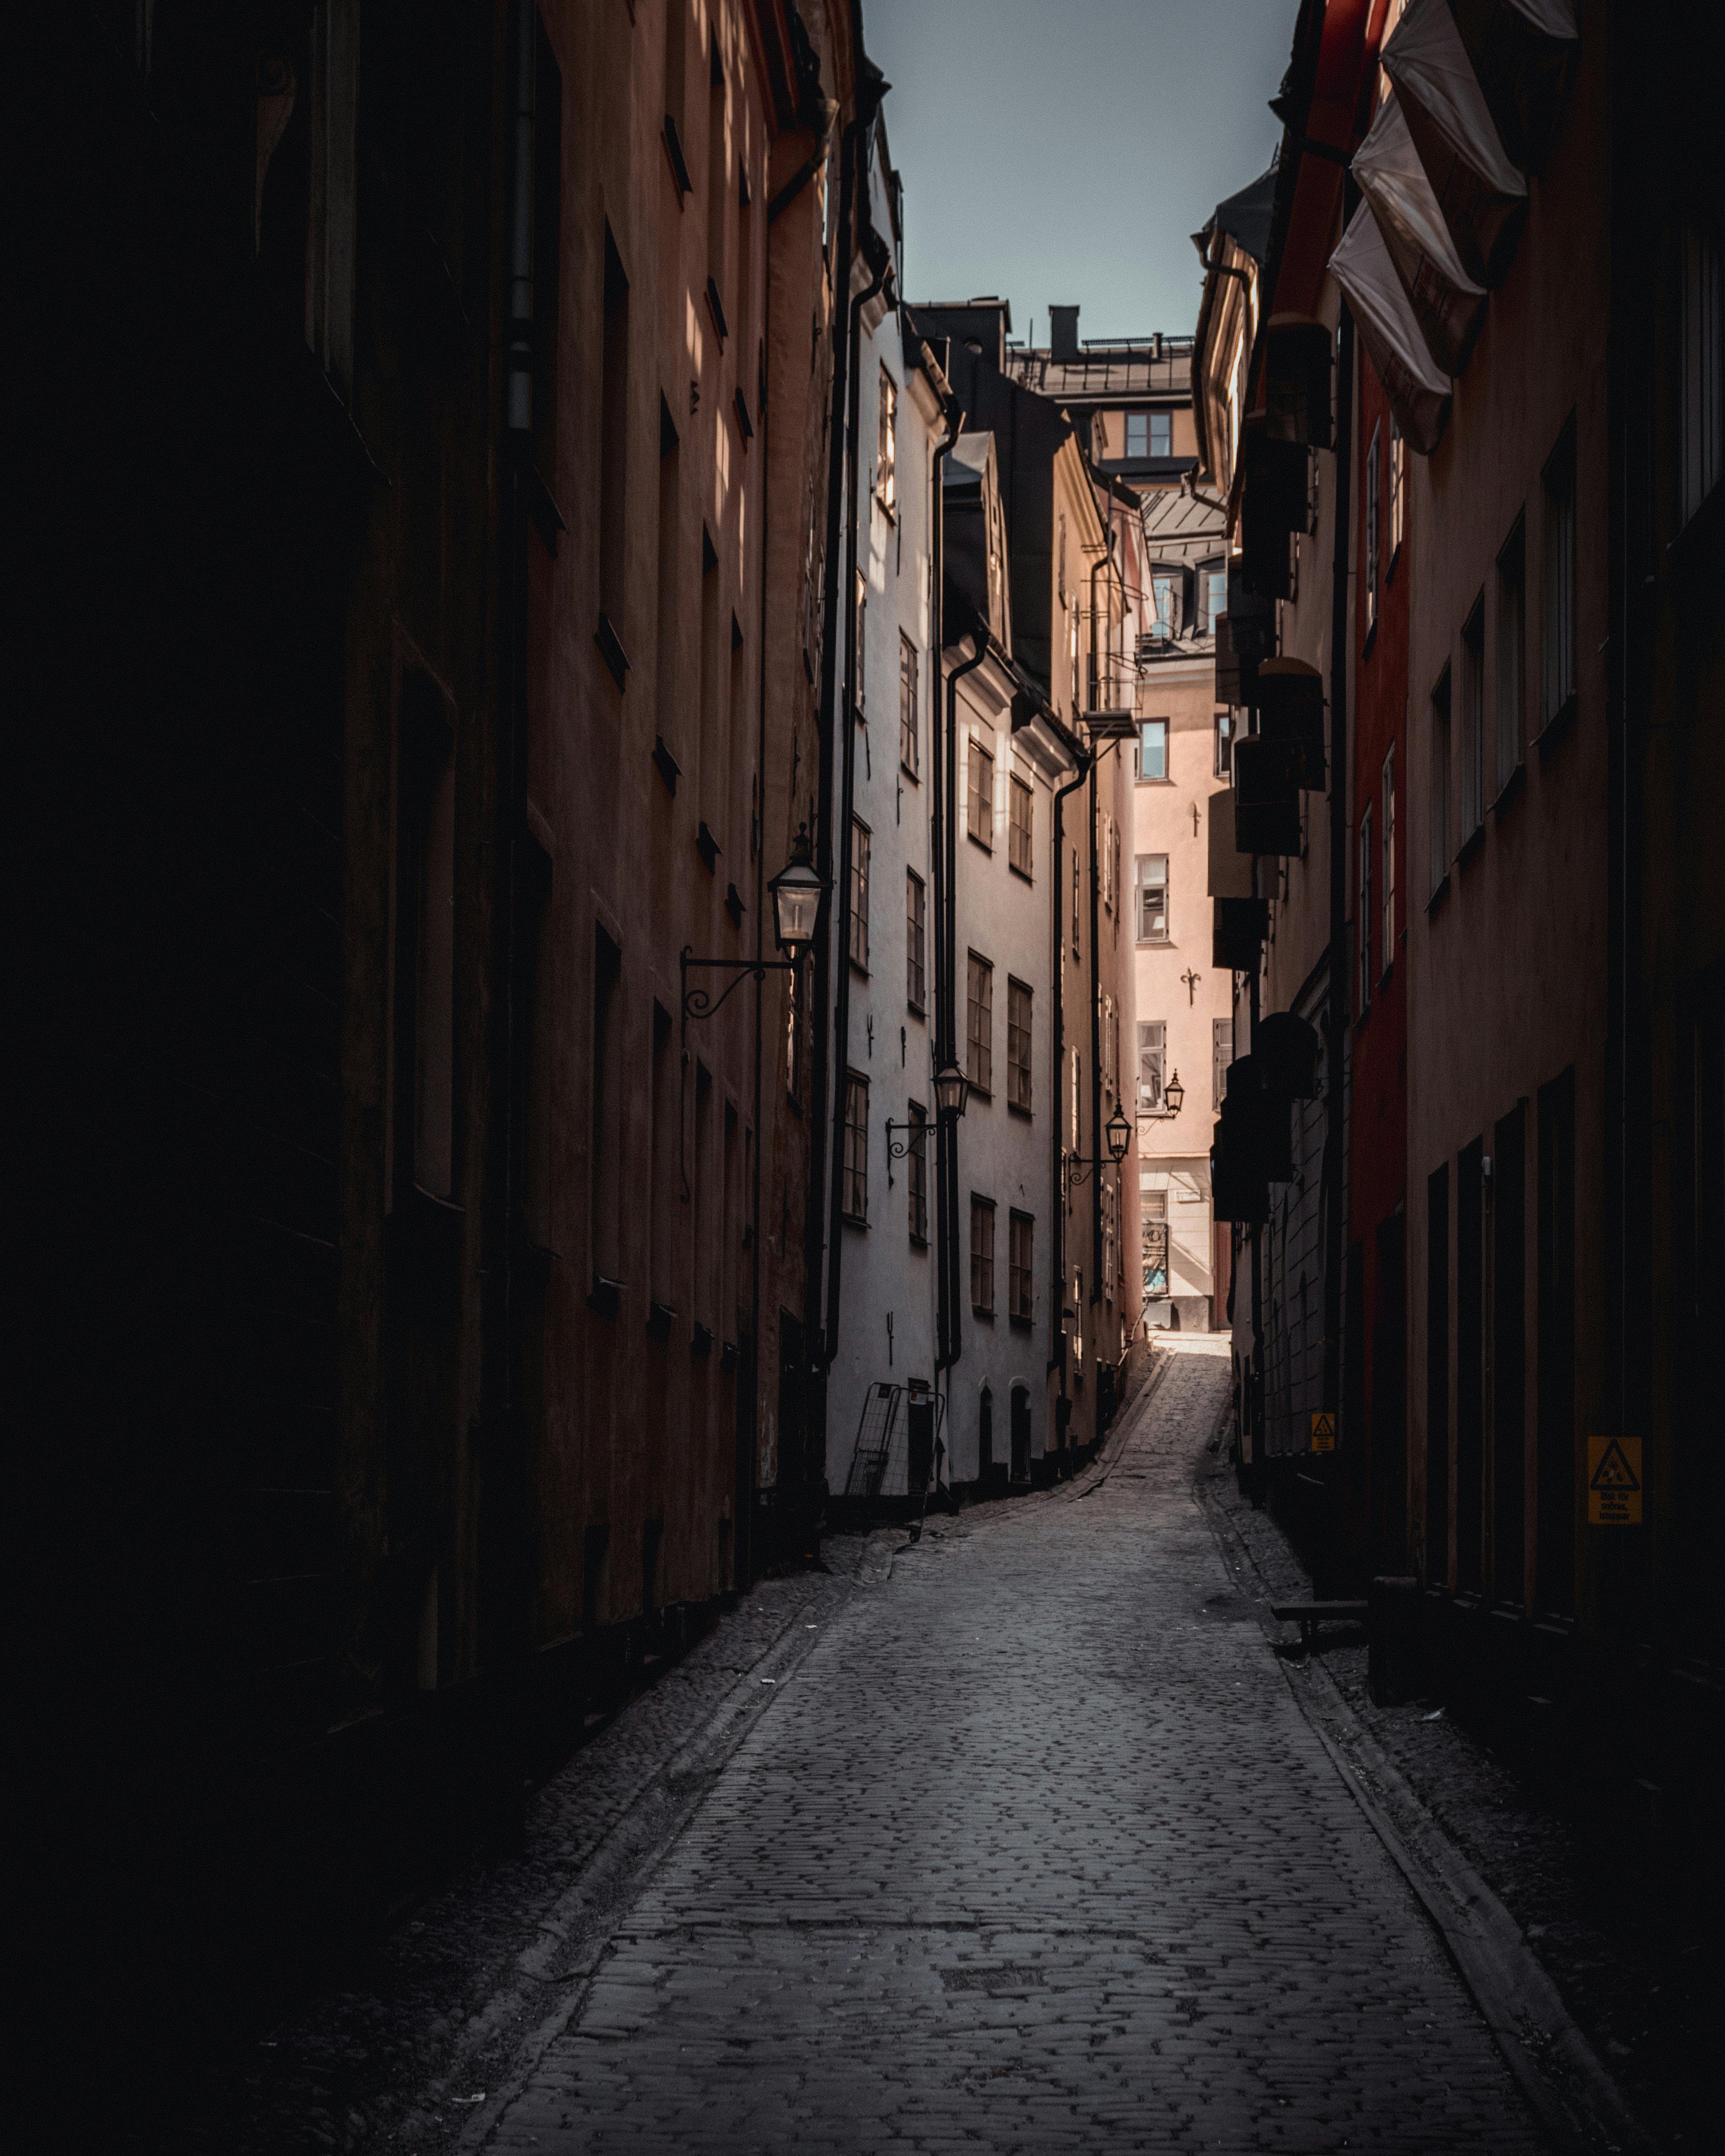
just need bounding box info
[1328,203,1452,456]
[1382,0,1529,287]
[1352,87,1487,377]
[1451,0,1579,175]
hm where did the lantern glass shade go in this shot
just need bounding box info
[769,825,825,957]
[1105,1102,1132,1164]
[933,1060,968,1119]
[1163,1070,1185,1117]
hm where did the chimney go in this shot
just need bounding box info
[1049,304,1079,361]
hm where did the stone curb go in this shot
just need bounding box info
[1195,1460,1659,2156]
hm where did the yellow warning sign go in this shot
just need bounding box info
[1310,1411,1337,1454]
[1587,1435,1642,1526]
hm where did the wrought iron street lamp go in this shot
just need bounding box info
[1140,1068,1185,1122]
[932,1060,969,1120]
[681,825,829,1034]
[1067,1101,1134,1185]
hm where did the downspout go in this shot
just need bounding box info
[1050,742,1092,1416]
[822,207,893,1372]
[927,372,964,1370]
[1323,293,1355,1422]
[940,628,989,1376]
[802,111,858,1405]
[1088,747,1105,1318]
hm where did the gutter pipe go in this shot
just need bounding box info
[938,625,989,1375]
[1322,293,1354,1421]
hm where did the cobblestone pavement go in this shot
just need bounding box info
[463,1339,1543,2156]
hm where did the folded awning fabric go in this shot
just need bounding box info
[1352,87,1488,377]
[1382,0,1529,287]
[1328,203,1453,455]
[1450,0,1579,176]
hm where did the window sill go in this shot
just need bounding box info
[1008,1099,1033,1120]
[1010,1314,1033,1333]
[1135,776,1174,786]
[596,613,631,692]
[910,1232,929,1250]
[907,1000,926,1021]
[1426,871,1451,918]
[968,1084,992,1104]
[1009,862,1034,885]
[1135,935,1171,949]
[1534,693,1577,762]
[1491,762,1526,820]
[972,1306,996,1323]
[901,760,919,784]
[1455,823,1486,872]
[691,1321,714,1359]
[646,1301,676,1343]
[842,1212,869,1232]
[785,1092,804,1117]
[849,957,870,979]
[587,1274,623,1321]
[1354,1001,1371,1034]
[1362,618,1377,659]
[1379,957,1393,991]
[967,833,994,855]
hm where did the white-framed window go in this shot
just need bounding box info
[1136,719,1168,781]
[1136,854,1168,943]
[899,633,919,776]
[848,816,870,969]
[1009,774,1033,877]
[1126,411,1149,459]
[1198,560,1227,633]
[966,952,993,1096]
[970,1195,996,1315]
[967,733,994,848]
[906,869,925,1012]
[1137,1020,1165,1113]
[842,1072,868,1222]
[1008,978,1033,1110]
[1215,707,1233,777]
[1151,572,1178,639]
[1211,1018,1233,1110]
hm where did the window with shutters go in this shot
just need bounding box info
[1211,1019,1233,1110]
[1008,978,1033,1110]
[1136,854,1168,943]
[966,952,992,1096]
[968,734,993,848]
[1358,803,1373,1014]
[848,817,871,969]
[970,1195,996,1315]
[1541,417,1576,725]
[842,1073,868,1223]
[1137,1020,1165,1113]
[906,869,925,1012]
[907,1100,928,1244]
[1008,1211,1034,1326]
[1365,421,1381,641]
[899,633,918,776]
[878,365,897,516]
[1381,743,1396,978]
[1009,774,1033,877]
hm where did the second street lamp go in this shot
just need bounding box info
[932,1060,969,1120]
[1068,1100,1134,1186]
[682,825,830,1033]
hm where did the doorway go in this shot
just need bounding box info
[1010,1384,1032,1482]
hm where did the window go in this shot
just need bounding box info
[848,817,870,968]
[1057,511,1067,603]
[1125,411,1148,459]
[1496,519,1525,791]
[966,953,993,1095]
[1136,854,1168,943]
[1430,665,1452,892]
[842,1073,868,1222]
[1070,1049,1081,1150]
[1211,1018,1233,1110]
[906,869,926,1012]
[1072,845,1081,957]
[971,1195,996,1315]
[1680,218,1722,527]
[967,734,994,848]
[1136,718,1168,781]
[878,365,897,515]
[1150,410,1171,457]
[1381,742,1396,976]
[598,227,631,672]
[1101,992,1115,1096]
[1009,773,1034,876]
[899,634,919,775]
[1365,421,1381,640]
[1150,574,1177,639]
[1389,418,1405,560]
[1008,978,1033,1110]
[1541,417,1576,725]
[1137,1020,1165,1113]
[907,1101,928,1244]
[1214,707,1233,777]
[1008,1211,1034,1325]
[1460,597,1485,840]
[1358,802,1373,1013]
[1198,560,1227,634]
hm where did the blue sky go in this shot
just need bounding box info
[864,0,1297,345]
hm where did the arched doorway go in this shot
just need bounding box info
[1010,1384,1031,1483]
[977,1384,993,1479]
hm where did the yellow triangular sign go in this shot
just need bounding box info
[1588,1439,1640,1493]
[1310,1410,1336,1452]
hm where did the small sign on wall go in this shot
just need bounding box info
[1587,1435,1642,1526]
[1310,1410,1336,1453]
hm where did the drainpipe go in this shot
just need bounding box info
[1049,740,1092,1420]
[1085,530,1120,1338]
[926,367,964,1371]
[939,627,989,1376]
[1322,295,1355,1422]
[822,210,894,1375]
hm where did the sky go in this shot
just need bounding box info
[863,0,1298,347]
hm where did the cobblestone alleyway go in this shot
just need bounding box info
[463,1341,1540,2154]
